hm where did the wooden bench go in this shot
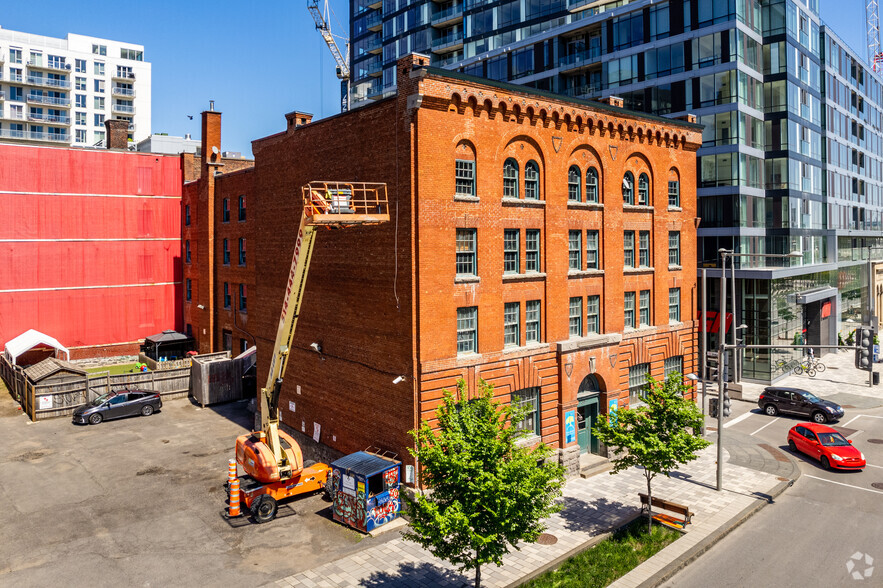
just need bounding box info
[638,493,693,530]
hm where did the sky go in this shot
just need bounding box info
[0,1,870,158]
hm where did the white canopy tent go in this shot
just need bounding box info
[3,329,70,366]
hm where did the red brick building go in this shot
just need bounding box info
[0,121,184,359]
[192,55,701,476]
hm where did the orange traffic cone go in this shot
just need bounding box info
[228,459,237,485]
[228,479,241,517]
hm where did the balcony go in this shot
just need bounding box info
[364,36,383,55]
[112,86,136,97]
[365,10,383,32]
[27,94,71,107]
[367,0,381,8]
[113,103,135,114]
[366,84,396,100]
[26,75,71,89]
[0,128,26,139]
[433,53,464,68]
[560,84,601,100]
[28,112,71,125]
[559,47,602,73]
[9,72,23,83]
[0,128,69,142]
[28,59,72,73]
[112,71,136,81]
[431,4,464,28]
[432,31,464,53]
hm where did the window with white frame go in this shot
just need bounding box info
[638,231,650,267]
[75,94,86,108]
[586,230,599,269]
[525,161,540,200]
[587,295,600,333]
[526,300,541,343]
[75,129,86,142]
[455,159,475,196]
[569,297,582,337]
[568,230,582,270]
[586,167,599,203]
[669,288,681,322]
[639,290,650,326]
[568,165,581,201]
[624,291,636,328]
[75,59,86,73]
[75,77,86,90]
[503,158,519,198]
[525,229,540,272]
[668,180,680,207]
[504,229,519,274]
[513,387,540,435]
[669,231,680,266]
[664,356,683,381]
[628,363,650,405]
[456,228,477,276]
[504,302,520,346]
[457,307,478,353]
[624,231,635,267]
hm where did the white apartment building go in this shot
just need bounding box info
[0,26,150,147]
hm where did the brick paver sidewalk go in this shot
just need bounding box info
[273,446,784,588]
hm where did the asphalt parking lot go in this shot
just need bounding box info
[0,392,375,587]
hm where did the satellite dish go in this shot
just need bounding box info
[212,146,219,155]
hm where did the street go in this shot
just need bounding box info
[663,373,883,587]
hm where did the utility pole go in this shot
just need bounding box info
[717,250,728,492]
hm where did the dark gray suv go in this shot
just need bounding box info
[757,387,843,424]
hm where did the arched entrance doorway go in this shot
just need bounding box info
[577,374,602,455]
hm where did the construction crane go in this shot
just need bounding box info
[308,0,351,111]
[869,0,883,71]
[228,181,388,523]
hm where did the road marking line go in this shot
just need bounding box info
[804,474,883,495]
[843,414,883,427]
[847,430,863,440]
[750,418,779,436]
[724,412,753,429]
[865,463,883,469]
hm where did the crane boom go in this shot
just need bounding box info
[308,0,350,80]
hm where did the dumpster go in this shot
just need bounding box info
[329,451,401,533]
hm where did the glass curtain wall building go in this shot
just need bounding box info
[349,0,883,382]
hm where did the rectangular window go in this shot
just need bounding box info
[638,231,650,267]
[628,363,650,405]
[503,229,519,274]
[457,307,477,353]
[587,295,600,334]
[239,238,246,266]
[455,159,475,196]
[75,77,86,91]
[669,288,681,322]
[624,231,635,267]
[526,300,541,343]
[669,232,681,266]
[456,228,477,276]
[223,238,230,265]
[224,283,231,309]
[94,130,105,145]
[185,240,191,264]
[223,331,232,352]
[185,278,192,301]
[239,284,247,312]
[238,195,246,221]
[624,291,636,328]
[569,297,582,337]
[664,356,684,380]
[586,230,599,269]
[75,59,86,73]
[568,230,582,270]
[222,198,230,222]
[94,79,105,93]
[94,96,105,110]
[92,44,107,56]
[668,180,680,207]
[525,229,540,272]
[185,204,191,226]
[639,290,650,327]
[504,302,520,346]
[75,94,86,108]
[94,114,105,127]
[10,48,22,64]
[513,387,540,436]
[75,129,87,143]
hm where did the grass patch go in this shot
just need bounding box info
[84,363,142,376]
[522,518,680,588]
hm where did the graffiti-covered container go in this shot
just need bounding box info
[329,451,401,533]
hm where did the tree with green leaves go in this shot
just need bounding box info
[593,373,710,534]
[404,379,565,588]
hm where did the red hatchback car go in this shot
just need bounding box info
[787,423,866,470]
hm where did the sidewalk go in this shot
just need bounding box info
[272,444,792,588]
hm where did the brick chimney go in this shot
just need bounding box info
[285,110,313,133]
[104,118,129,150]
[201,100,222,170]
[599,96,624,109]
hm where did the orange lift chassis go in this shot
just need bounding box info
[226,181,389,523]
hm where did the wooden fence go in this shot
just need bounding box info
[0,356,191,421]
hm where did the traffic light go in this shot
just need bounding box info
[855,326,877,370]
[722,389,732,418]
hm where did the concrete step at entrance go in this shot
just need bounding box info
[579,452,612,478]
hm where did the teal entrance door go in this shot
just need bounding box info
[577,396,600,455]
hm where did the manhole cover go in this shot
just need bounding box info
[536,533,558,545]
[872,483,883,490]
[867,439,883,444]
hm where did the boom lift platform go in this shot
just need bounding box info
[227,181,388,523]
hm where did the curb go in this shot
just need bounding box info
[637,477,796,588]
[503,512,642,588]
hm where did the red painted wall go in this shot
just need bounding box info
[0,143,182,355]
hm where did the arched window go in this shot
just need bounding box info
[525,161,540,200]
[668,170,680,207]
[503,158,519,199]
[568,165,581,202]
[638,173,650,206]
[623,171,634,205]
[586,167,599,203]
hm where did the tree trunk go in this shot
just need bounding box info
[646,473,653,535]
[475,563,481,588]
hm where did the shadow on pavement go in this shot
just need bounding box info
[195,397,255,429]
[360,561,469,588]
[556,495,635,533]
